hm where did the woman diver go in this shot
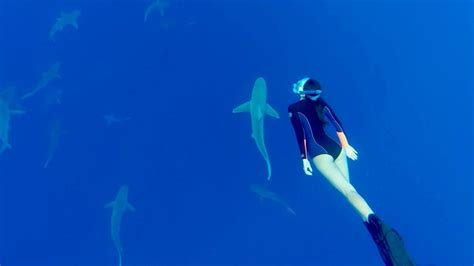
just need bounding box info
[288,77,414,266]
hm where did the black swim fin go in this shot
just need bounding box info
[364,214,415,266]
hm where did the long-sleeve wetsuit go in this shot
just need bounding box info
[288,98,347,160]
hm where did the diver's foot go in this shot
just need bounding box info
[364,214,415,266]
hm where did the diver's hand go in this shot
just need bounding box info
[302,158,313,176]
[344,145,358,160]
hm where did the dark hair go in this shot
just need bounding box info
[303,79,322,95]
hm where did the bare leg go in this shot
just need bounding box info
[334,149,350,182]
[313,154,374,221]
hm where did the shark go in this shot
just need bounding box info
[0,87,26,154]
[49,10,81,41]
[22,62,61,100]
[232,77,280,180]
[144,0,170,22]
[103,113,131,126]
[250,184,296,216]
[105,185,135,266]
[44,117,65,169]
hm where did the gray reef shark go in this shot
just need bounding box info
[105,185,135,266]
[232,77,280,180]
[44,117,65,169]
[0,87,25,154]
[250,184,296,216]
[144,0,170,22]
[22,62,61,100]
[49,10,81,41]
[103,113,131,126]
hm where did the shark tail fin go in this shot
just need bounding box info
[265,103,280,119]
[232,101,250,113]
[49,32,56,42]
[266,158,272,181]
[44,156,52,169]
[118,248,122,266]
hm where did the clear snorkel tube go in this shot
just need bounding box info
[293,77,310,95]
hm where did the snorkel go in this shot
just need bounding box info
[293,77,322,101]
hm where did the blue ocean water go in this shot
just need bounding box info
[0,0,472,265]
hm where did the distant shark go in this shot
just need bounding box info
[105,185,135,266]
[103,113,131,126]
[232,77,280,180]
[22,62,61,100]
[0,87,26,154]
[144,0,170,22]
[49,10,80,41]
[250,184,296,216]
[44,116,65,169]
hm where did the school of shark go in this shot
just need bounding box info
[0,1,296,265]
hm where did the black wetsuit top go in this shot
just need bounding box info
[288,98,344,160]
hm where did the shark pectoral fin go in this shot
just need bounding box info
[126,202,136,212]
[265,103,280,119]
[104,201,115,208]
[232,101,250,113]
[72,22,79,29]
[286,206,296,216]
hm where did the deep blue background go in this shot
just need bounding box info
[0,0,472,265]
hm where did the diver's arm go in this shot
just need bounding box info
[289,106,313,175]
[323,104,358,160]
[288,106,307,159]
[322,104,347,146]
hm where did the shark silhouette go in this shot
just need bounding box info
[22,62,61,100]
[232,77,280,180]
[103,113,131,126]
[144,0,170,22]
[105,185,135,266]
[44,116,65,169]
[0,87,25,154]
[250,184,296,216]
[49,10,80,41]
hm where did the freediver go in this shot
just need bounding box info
[288,77,414,266]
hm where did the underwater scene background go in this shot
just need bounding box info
[0,0,472,265]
